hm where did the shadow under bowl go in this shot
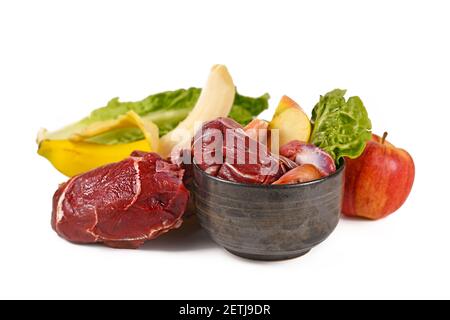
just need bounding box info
[192,159,345,261]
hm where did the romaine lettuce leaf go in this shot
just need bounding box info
[310,89,372,161]
[45,88,269,144]
[229,92,270,126]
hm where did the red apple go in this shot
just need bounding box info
[342,132,415,220]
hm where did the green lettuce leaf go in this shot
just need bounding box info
[310,89,372,161]
[46,88,269,144]
[229,92,270,126]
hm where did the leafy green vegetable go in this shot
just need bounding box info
[46,88,269,144]
[86,88,201,129]
[229,92,270,126]
[310,89,372,161]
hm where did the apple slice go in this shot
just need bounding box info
[268,96,311,147]
[273,164,322,185]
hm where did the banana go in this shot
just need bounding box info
[37,111,158,177]
[159,64,236,158]
[37,65,235,175]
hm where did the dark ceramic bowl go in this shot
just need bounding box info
[192,160,345,261]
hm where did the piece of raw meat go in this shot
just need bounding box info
[280,140,336,176]
[193,118,284,184]
[279,155,298,173]
[52,152,189,249]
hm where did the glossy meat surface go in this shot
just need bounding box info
[193,118,283,184]
[52,152,189,248]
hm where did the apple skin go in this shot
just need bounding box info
[342,133,415,220]
[273,164,322,185]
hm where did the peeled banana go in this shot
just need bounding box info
[159,64,236,158]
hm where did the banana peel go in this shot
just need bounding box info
[37,111,158,177]
[37,139,150,177]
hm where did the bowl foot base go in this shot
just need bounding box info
[225,248,311,261]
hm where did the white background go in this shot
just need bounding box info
[1,0,449,300]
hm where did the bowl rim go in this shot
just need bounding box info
[193,158,345,189]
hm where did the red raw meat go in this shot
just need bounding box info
[280,140,336,176]
[193,118,284,184]
[279,155,298,172]
[52,152,189,249]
